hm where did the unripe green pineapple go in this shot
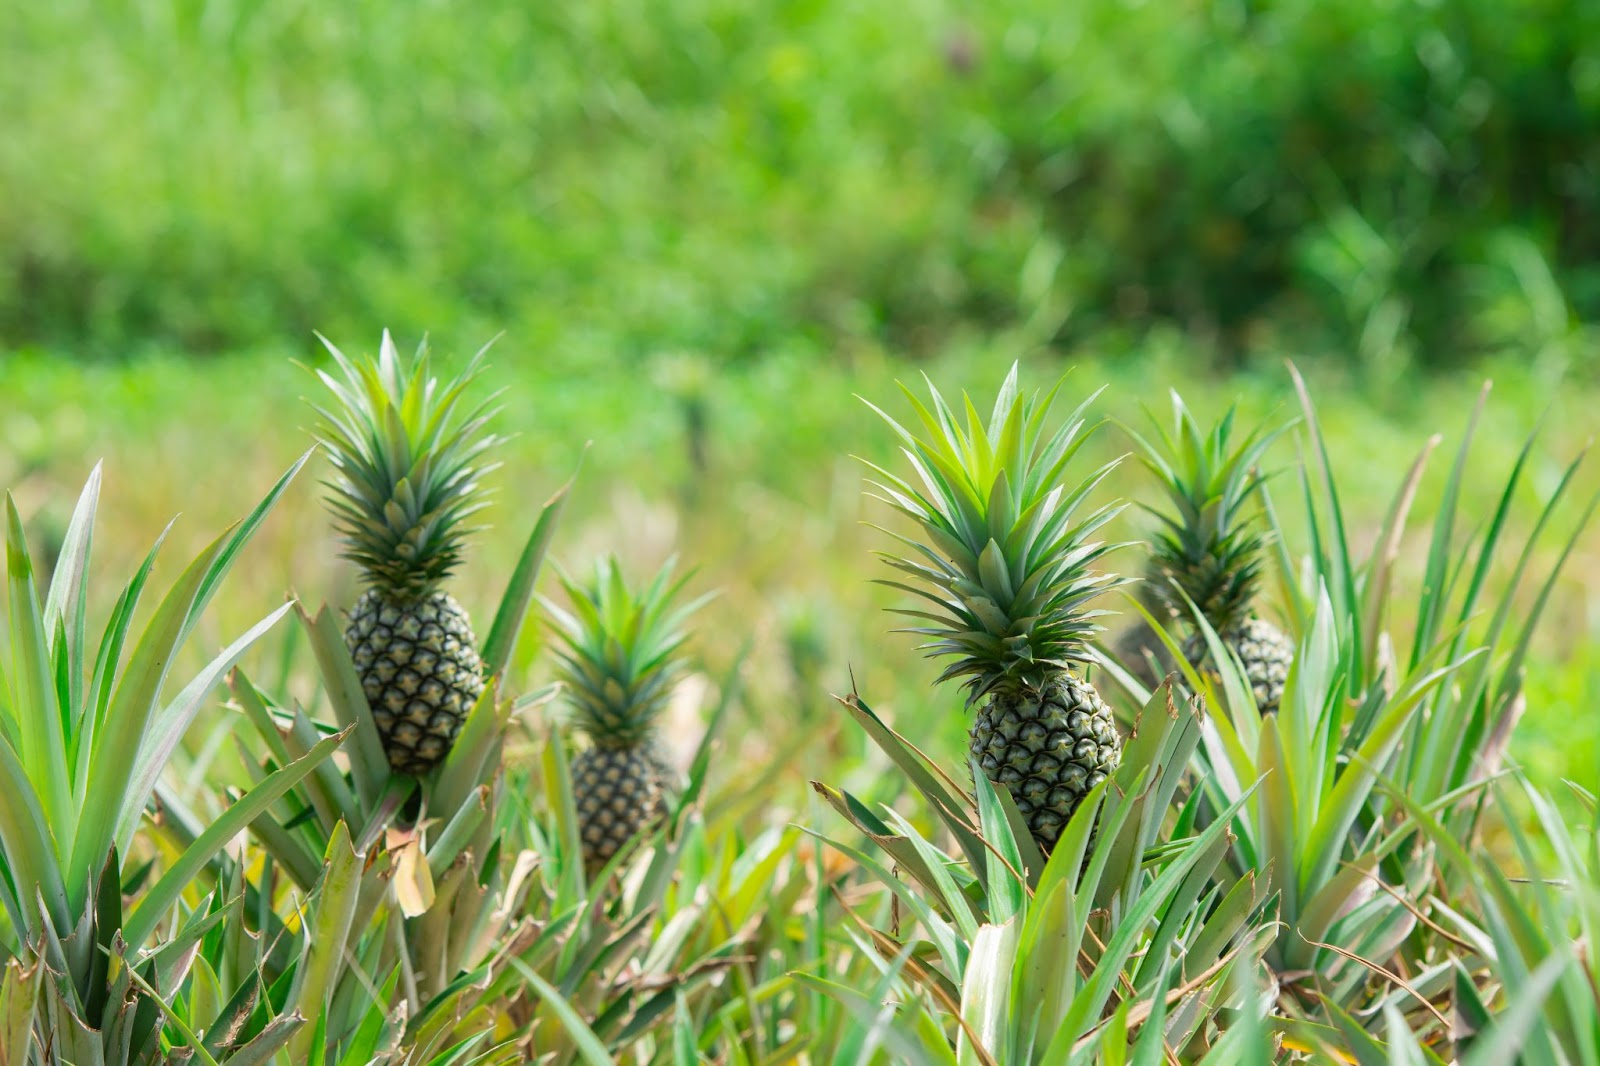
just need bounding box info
[1130,393,1293,714]
[546,557,708,869]
[863,364,1127,850]
[309,331,501,774]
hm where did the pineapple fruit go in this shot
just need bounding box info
[863,364,1126,850]
[1130,392,1293,714]
[547,556,707,869]
[310,330,500,774]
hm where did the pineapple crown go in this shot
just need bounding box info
[308,330,503,601]
[545,556,711,748]
[1126,391,1289,634]
[861,363,1128,705]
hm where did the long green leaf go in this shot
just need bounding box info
[792,968,959,1066]
[481,456,581,679]
[300,602,391,809]
[961,917,1019,1064]
[1459,951,1569,1066]
[508,959,618,1066]
[43,464,100,740]
[115,601,296,854]
[288,820,364,1059]
[124,727,348,948]
[0,959,42,1066]
[71,530,228,906]
[181,449,312,646]
[118,959,222,1066]
[0,743,68,935]
[431,682,506,820]
[1289,363,1360,660]
[839,693,988,871]
[6,497,72,845]
[83,523,169,774]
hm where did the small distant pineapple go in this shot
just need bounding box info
[309,331,501,775]
[1129,392,1293,714]
[863,364,1127,850]
[546,557,707,869]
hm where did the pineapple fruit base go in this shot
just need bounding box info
[970,672,1122,849]
[573,742,669,868]
[1182,616,1293,716]
[346,588,485,775]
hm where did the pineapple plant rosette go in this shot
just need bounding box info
[198,328,588,1057]
[807,683,1279,1062]
[860,363,1126,850]
[308,330,501,775]
[545,555,710,870]
[0,459,359,1062]
[1128,393,1293,714]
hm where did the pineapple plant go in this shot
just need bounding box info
[862,364,1126,850]
[1129,392,1292,714]
[1105,575,1177,692]
[547,556,708,869]
[309,330,501,775]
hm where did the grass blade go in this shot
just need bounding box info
[509,958,619,1066]
[481,455,582,680]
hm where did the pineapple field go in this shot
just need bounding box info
[0,337,1594,1063]
[6,0,1600,1060]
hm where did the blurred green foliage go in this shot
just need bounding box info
[4,0,1599,369]
[0,343,1594,797]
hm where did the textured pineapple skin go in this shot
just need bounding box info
[573,743,669,868]
[346,589,484,776]
[1232,617,1293,714]
[1184,614,1292,713]
[970,673,1122,850]
[1183,616,1293,715]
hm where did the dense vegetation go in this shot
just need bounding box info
[0,343,1595,1061]
[6,0,1600,372]
[3,1,1600,1060]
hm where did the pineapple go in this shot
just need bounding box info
[310,330,501,775]
[546,556,707,869]
[1129,392,1293,714]
[862,364,1127,850]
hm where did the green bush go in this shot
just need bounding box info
[959,0,1600,364]
[3,0,1598,368]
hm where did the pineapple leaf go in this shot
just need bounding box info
[861,365,1126,700]
[298,601,392,808]
[124,727,347,948]
[481,454,582,680]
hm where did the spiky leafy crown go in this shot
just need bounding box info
[545,557,709,747]
[862,363,1127,704]
[1129,392,1286,633]
[309,330,503,601]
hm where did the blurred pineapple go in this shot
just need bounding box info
[1130,393,1293,714]
[547,556,709,869]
